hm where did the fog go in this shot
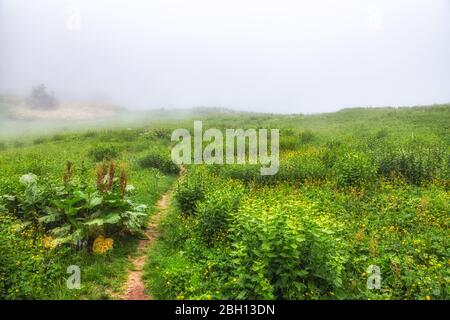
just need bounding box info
[1,0,450,114]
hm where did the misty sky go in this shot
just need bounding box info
[1,0,449,113]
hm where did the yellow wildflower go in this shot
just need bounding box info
[176,293,185,300]
[92,235,114,254]
[42,236,58,249]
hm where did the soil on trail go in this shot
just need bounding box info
[122,192,171,300]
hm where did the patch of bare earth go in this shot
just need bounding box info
[13,103,122,121]
[121,192,172,300]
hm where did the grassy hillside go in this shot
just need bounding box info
[0,104,448,299]
[0,127,177,299]
[144,105,450,300]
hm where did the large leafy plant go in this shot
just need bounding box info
[1,161,147,246]
[227,191,348,299]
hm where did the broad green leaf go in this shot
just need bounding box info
[88,196,103,208]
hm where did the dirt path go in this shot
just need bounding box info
[122,191,172,300]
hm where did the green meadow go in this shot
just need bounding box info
[0,103,448,300]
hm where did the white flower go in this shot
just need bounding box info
[19,173,38,186]
[125,184,135,193]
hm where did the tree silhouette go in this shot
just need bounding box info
[26,84,58,110]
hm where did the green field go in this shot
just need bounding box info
[0,104,449,300]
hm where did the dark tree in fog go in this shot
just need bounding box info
[26,84,58,110]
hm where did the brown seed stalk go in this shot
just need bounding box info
[119,162,127,197]
[63,161,73,184]
[96,161,107,192]
[106,161,116,192]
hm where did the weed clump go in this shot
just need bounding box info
[173,168,209,216]
[89,144,119,161]
[138,153,180,175]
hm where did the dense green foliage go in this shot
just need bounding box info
[144,105,450,300]
[0,213,67,299]
[138,152,180,175]
[0,104,449,300]
[1,163,148,245]
[88,144,119,161]
[0,127,177,299]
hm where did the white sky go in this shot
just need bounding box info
[1,0,449,113]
